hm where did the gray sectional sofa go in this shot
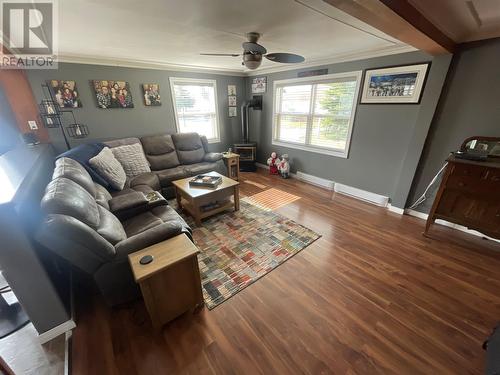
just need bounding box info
[105,132,226,198]
[36,132,226,305]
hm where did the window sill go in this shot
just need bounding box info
[272,140,348,158]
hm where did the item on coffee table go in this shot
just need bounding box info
[189,174,222,188]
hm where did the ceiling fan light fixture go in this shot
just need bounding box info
[243,53,262,70]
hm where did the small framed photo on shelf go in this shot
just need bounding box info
[360,63,430,104]
[228,95,237,106]
[251,77,266,94]
[42,115,62,128]
[227,85,236,96]
[228,107,237,117]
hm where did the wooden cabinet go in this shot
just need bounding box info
[425,156,500,239]
[128,234,204,329]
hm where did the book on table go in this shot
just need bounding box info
[189,174,222,188]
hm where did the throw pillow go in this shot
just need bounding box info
[89,147,127,190]
[111,143,151,178]
[57,143,110,188]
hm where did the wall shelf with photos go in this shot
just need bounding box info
[40,83,90,149]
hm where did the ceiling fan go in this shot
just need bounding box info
[200,32,305,70]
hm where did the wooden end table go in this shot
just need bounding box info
[222,152,240,181]
[172,171,240,226]
[128,233,203,329]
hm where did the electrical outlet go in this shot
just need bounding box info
[28,120,38,130]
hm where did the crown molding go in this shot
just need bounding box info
[58,54,247,77]
[58,44,416,78]
[244,44,417,76]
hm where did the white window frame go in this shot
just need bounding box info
[169,77,221,143]
[272,71,362,158]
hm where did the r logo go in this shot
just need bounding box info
[2,2,53,55]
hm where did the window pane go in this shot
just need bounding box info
[173,84,216,114]
[280,85,311,114]
[310,116,349,150]
[277,115,307,143]
[172,80,218,140]
[178,114,216,139]
[314,81,357,116]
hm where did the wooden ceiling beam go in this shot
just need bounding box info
[323,0,455,55]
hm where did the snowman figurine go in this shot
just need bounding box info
[278,154,290,178]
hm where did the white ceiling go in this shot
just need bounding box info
[58,0,413,75]
[409,0,500,43]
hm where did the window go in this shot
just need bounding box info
[170,78,220,142]
[273,71,362,157]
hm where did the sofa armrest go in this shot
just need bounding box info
[109,191,167,220]
[129,172,160,191]
[204,152,223,162]
[114,222,185,257]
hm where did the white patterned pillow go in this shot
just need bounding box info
[111,143,151,178]
[89,147,126,190]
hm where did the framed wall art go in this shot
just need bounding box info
[142,83,161,106]
[48,80,82,108]
[92,80,134,108]
[360,63,430,104]
[251,77,267,94]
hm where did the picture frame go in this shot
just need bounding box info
[227,85,236,96]
[360,63,430,104]
[251,77,267,94]
[47,80,83,108]
[228,107,237,117]
[142,83,161,106]
[92,80,134,109]
[228,95,237,106]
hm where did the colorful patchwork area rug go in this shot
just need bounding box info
[176,198,321,309]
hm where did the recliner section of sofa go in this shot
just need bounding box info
[36,157,192,306]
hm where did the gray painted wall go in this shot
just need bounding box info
[408,38,500,213]
[244,51,451,207]
[27,63,246,153]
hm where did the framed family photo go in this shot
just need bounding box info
[360,63,430,104]
[93,80,134,109]
[142,83,161,106]
[48,80,82,108]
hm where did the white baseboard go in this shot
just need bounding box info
[295,171,334,190]
[334,183,389,207]
[38,319,76,344]
[387,204,405,214]
[405,209,500,243]
[256,163,333,189]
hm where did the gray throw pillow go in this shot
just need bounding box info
[89,147,127,190]
[111,143,151,178]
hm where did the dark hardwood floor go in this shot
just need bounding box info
[72,169,500,374]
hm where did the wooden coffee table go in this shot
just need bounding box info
[172,171,239,225]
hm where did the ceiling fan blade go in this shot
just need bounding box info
[242,42,267,55]
[265,53,305,64]
[200,53,240,57]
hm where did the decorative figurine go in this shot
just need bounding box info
[278,154,290,178]
[267,152,280,175]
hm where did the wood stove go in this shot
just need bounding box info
[233,143,257,172]
[235,96,261,172]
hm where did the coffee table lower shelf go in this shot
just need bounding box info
[181,199,235,223]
